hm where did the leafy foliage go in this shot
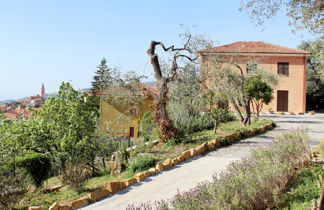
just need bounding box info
[35,82,98,166]
[240,0,324,36]
[0,171,25,209]
[168,63,214,135]
[16,151,51,187]
[277,165,322,209]
[60,163,92,193]
[118,141,130,171]
[298,39,324,110]
[139,112,159,141]
[128,154,157,173]
[0,82,102,195]
[245,76,273,116]
[203,56,277,126]
[202,90,236,133]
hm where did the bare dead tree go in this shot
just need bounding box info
[146,36,197,141]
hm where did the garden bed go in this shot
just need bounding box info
[276,164,323,210]
[25,119,273,209]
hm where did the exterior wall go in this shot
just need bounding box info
[99,97,153,138]
[202,54,307,113]
[256,56,307,113]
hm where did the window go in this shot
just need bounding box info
[278,62,289,76]
[246,62,258,74]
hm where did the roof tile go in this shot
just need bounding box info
[198,41,310,54]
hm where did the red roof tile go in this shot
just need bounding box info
[198,41,310,55]
[4,109,32,119]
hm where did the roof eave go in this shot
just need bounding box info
[198,52,311,57]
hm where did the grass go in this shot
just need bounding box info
[277,165,322,210]
[14,119,272,209]
[16,170,135,209]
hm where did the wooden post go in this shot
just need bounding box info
[318,175,324,210]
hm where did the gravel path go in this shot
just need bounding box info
[82,114,324,210]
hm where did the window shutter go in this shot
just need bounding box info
[278,62,289,76]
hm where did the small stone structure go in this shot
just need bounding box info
[110,152,122,176]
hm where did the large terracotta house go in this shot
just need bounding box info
[198,41,310,113]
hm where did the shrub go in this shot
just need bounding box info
[139,112,159,141]
[128,154,157,173]
[118,141,129,172]
[171,114,215,135]
[165,138,182,147]
[128,129,311,210]
[0,170,26,209]
[16,151,51,187]
[278,165,322,209]
[60,163,91,193]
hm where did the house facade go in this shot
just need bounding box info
[98,83,157,138]
[198,41,310,113]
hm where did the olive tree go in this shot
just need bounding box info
[240,0,324,36]
[202,55,277,126]
[146,33,213,141]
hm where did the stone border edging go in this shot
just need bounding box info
[29,122,274,210]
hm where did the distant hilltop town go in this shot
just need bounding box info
[0,84,46,119]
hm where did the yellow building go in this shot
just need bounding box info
[98,83,157,138]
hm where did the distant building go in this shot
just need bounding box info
[4,108,32,120]
[2,84,46,119]
[41,84,45,99]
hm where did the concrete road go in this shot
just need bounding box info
[82,114,324,210]
[263,113,324,148]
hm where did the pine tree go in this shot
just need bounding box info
[91,58,113,93]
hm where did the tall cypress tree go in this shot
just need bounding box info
[91,58,113,93]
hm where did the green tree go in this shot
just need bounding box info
[35,82,98,171]
[91,57,114,93]
[298,39,324,110]
[146,32,214,141]
[168,63,214,134]
[240,0,324,36]
[139,112,158,141]
[244,76,274,116]
[203,55,277,126]
[202,90,234,133]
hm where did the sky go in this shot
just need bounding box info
[0,0,317,100]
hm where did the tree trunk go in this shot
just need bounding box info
[147,41,178,141]
[102,157,106,170]
[242,99,251,125]
[230,98,244,124]
[91,158,95,177]
[214,121,218,134]
[153,80,178,141]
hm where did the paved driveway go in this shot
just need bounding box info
[262,113,324,148]
[82,114,324,210]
